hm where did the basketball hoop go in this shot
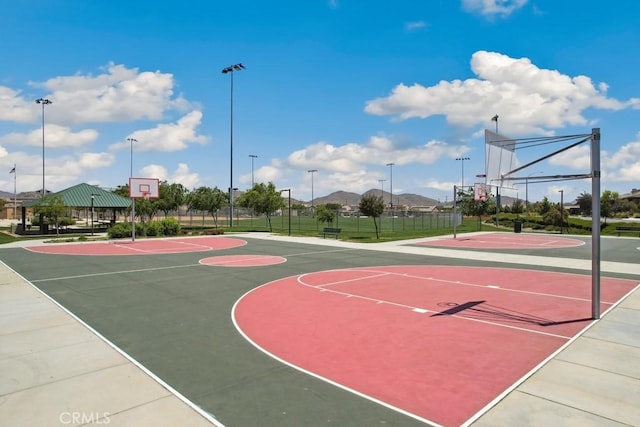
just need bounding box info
[474,183,489,201]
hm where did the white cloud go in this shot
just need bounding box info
[287,135,467,172]
[139,162,201,190]
[545,135,640,186]
[110,111,208,152]
[365,51,634,136]
[0,124,98,148]
[29,63,190,126]
[0,86,36,123]
[461,0,528,18]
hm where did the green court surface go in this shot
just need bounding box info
[1,233,638,426]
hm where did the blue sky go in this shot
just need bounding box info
[1,0,639,205]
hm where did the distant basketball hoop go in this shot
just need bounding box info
[129,177,159,199]
[474,183,489,201]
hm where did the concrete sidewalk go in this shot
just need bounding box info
[1,233,639,426]
[469,284,640,426]
[0,261,221,427]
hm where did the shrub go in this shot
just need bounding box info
[59,217,75,227]
[203,228,224,235]
[159,217,181,236]
[108,222,131,239]
[145,221,160,236]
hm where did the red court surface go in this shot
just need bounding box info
[416,232,584,249]
[199,254,286,267]
[233,265,637,427]
[25,236,247,255]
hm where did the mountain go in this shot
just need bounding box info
[312,189,440,207]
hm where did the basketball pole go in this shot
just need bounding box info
[453,185,457,239]
[591,128,601,319]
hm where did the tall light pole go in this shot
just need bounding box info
[525,171,543,208]
[10,165,16,219]
[378,179,386,197]
[308,169,318,212]
[90,193,100,236]
[127,137,138,242]
[386,162,394,211]
[491,114,499,133]
[222,63,246,227]
[35,98,52,198]
[456,157,470,189]
[249,154,257,187]
[559,189,564,234]
[280,189,291,236]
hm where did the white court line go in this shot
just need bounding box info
[231,280,444,427]
[296,273,572,339]
[396,271,613,304]
[199,255,286,266]
[300,267,613,305]
[309,272,394,288]
[31,263,202,283]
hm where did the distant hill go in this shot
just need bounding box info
[0,190,14,199]
[312,189,440,207]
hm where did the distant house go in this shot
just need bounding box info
[410,205,440,213]
[620,188,640,204]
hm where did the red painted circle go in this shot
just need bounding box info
[417,232,584,249]
[200,255,286,267]
[25,236,247,255]
[233,265,636,426]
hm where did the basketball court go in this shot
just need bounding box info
[1,232,638,426]
[414,232,584,250]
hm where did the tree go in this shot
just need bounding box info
[600,190,618,219]
[358,194,385,239]
[186,186,227,227]
[538,196,552,216]
[112,184,129,198]
[157,181,187,218]
[511,199,524,214]
[455,187,493,227]
[33,194,67,236]
[316,205,336,226]
[236,182,284,232]
[576,191,592,216]
[543,204,568,231]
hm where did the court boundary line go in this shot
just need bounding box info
[461,282,640,427]
[231,276,443,427]
[0,260,226,427]
[30,263,202,283]
[199,255,287,267]
[296,270,573,339]
[301,267,615,304]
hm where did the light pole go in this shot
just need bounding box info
[35,98,52,198]
[90,193,100,236]
[456,157,470,189]
[127,137,138,242]
[525,171,542,208]
[559,189,564,234]
[491,114,499,133]
[378,179,386,197]
[386,163,394,211]
[280,189,291,236]
[249,154,257,187]
[10,165,16,219]
[308,169,318,212]
[222,63,245,227]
